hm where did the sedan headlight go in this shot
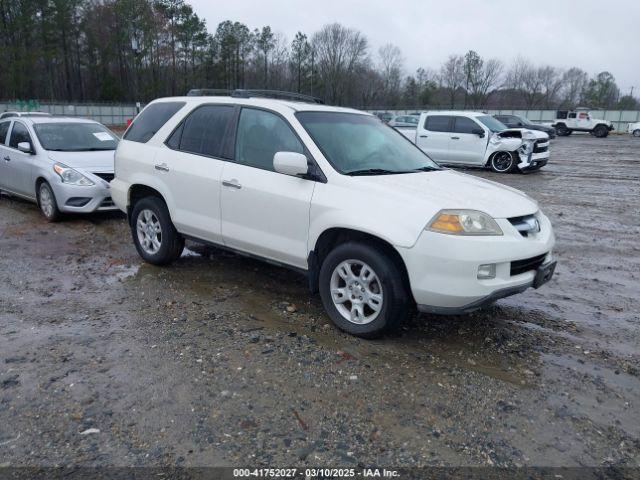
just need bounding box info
[427,209,503,236]
[53,163,94,186]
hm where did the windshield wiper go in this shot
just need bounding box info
[411,166,439,172]
[346,168,415,176]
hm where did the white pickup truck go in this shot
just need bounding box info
[397,111,550,173]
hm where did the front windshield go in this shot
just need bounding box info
[34,123,118,151]
[296,112,440,175]
[478,115,507,133]
[517,115,533,125]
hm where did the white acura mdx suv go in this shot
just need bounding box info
[111,90,556,338]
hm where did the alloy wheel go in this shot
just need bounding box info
[330,259,384,325]
[136,209,163,255]
[492,152,513,172]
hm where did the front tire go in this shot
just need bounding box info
[555,124,571,136]
[130,196,184,265]
[489,151,516,173]
[37,181,61,222]
[632,129,640,138]
[593,125,609,138]
[319,242,410,338]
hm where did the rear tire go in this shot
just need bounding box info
[632,129,640,138]
[489,151,516,173]
[130,196,184,265]
[593,125,609,138]
[37,181,61,222]
[319,242,410,338]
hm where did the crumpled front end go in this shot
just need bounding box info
[485,129,550,171]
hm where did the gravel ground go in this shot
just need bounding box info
[0,135,639,471]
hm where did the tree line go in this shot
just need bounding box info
[1,0,637,110]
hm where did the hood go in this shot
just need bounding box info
[47,150,115,172]
[524,124,554,133]
[351,169,538,219]
[503,128,549,140]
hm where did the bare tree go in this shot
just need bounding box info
[311,23,368,105]
[463,51,502,108]
[560,67,589,108]
[538,66,563,108]
[378,43,403,105]
[439,55,464,108]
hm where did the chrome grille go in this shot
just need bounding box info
[508,214,540,237]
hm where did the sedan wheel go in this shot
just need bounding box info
[38,182,61,222]
[330,259,383,325]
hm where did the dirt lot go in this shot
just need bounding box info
[0,135,639,471]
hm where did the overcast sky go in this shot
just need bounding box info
[190,0,639,95]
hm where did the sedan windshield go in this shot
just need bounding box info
[516,115,534,126]
[478,115,507,133]
[296,112,440,175]
[34,123,118,151]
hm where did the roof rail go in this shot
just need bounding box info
[186,89,232,97]
[186,88,324,104]
[231,89,324,104]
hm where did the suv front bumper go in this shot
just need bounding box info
[396,212,555,314]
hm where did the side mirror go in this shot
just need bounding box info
[472,128,485,138]
[273,151,308,177]
[17,141,33,154]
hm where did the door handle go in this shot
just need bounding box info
[451,136,460,140]
[154,163,169,172]
[3,156,10,162]
[222,179,242,189]
[419,134,428,138]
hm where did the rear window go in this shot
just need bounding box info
[0,121,9,144]
[424,115,452,132]
[124,102,185,143]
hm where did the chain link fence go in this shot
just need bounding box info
[0,100,141,127]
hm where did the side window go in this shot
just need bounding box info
[170,105,234,158]
[124,102,186,143]
[453,116,481,134]
[9,122,32,149]
[235,108,303,172]
[0,121,10,144]
[568,112,577,119]
[424,115,452,132]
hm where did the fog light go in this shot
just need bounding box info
[478,264,496,279]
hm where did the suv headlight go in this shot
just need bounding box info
[427,209,503,236]
[53,163,94,186]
